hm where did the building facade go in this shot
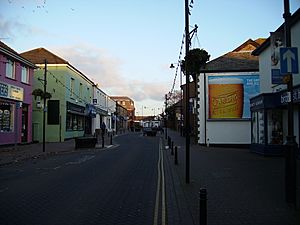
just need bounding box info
[21,48,95,142]
[92,86,116,134]
[0,41,36,145]
[251,8,300,155]
[197,39,265,146]
[110,96,135,129]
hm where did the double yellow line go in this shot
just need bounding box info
[153,138,166,225]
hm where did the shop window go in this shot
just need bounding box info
[6,59,15,79]
[258,110,265,144]
[77,116,83,130]
[267,110,283,145]
[72,116,77,130]
[66,113,72,131]
[21,66,29,84]
[251,112,258,143]
[0,103,13,132]
[66,113,84,131]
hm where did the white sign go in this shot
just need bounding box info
[281,92,291,104]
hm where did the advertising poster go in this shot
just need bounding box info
[208,75,260,119]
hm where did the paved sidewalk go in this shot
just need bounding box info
[0,134,114,167]
[164,129,299,225]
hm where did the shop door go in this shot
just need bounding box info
[21,106,28,142]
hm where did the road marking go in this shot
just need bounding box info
[153,138,166,225]
[65,155,95,165]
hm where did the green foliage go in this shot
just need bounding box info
[32,88,52,99]
[182,48,210,78]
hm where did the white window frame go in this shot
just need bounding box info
[6,59,15,79]
[21,66,29,84]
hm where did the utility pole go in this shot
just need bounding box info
[283,0,297,206]
[185,0,190,184]
[43,59,47,152]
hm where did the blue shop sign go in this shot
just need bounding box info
[85,104,96,118]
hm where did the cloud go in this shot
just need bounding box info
[0,15,48,40]
[52,43,168,103]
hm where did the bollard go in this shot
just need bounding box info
[168,136,171,147]
[175,146,178,164]
[102,135,104,148]
[171,141,174,155]
[199,188,207,225]
[110,133,113,145]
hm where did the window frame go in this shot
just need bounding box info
[70,78,75,97]
[21,66,30,84]
[6,59,15,79]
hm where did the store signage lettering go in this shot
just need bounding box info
[292,87,300,103]
[281,92,291,104]
[279,88,300,104]
[0,82,24,101]
[250,99,263,108]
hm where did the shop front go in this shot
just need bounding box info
[0,82,29,145]
[65,101,85,139]
[250,88,300,156]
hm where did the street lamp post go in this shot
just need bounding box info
[185,0,190,184]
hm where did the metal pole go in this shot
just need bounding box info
[180,63,183,136]
[42,59,47,152]
[14,102,18,150]
[283,0,297,206]
[165,94,168,140]
[175,146,178,165]
[185,0,190,184]
[199,188,207,225]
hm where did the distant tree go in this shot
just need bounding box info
[181,48,210,81]
[166,90,181,106]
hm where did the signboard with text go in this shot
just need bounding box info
[208,75,260,119]
[0,82,24,101]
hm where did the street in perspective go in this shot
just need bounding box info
[0,130,299,225]
[1,0,300,225]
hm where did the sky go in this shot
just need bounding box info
[1,0,300,116]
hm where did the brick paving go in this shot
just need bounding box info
[164,129,299,225]
[1,130,299,225]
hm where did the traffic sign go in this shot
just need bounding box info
[280,47,299,74]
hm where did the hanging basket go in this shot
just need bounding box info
[32,88,52,99]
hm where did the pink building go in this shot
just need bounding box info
[0,42,36,145]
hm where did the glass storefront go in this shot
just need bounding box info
[250,90,299,155]
[267,109,284,145]
[0,101,14,132]
[66,113,84,131]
